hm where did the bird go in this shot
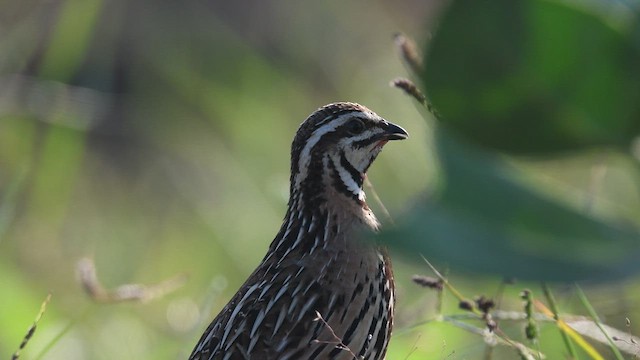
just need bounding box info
[189,102,408,360]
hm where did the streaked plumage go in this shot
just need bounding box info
[190,102,408,359]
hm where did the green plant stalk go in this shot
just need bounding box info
[436,268,449,316]
[575,285,624,360]
[520,290,543,360]
[541,283,578,359]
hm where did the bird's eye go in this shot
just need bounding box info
[346,118,365,135]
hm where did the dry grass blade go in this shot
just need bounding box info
[77,257,188,303]
[568,320,640,356]
[534,299,605,360]
[12,294,52,360]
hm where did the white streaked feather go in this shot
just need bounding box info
[295,114,351,186]
[249,309,265,339]
[272,305,289,338]
[297,293,318,322]
[330,153,365,201]
[222,283,260,349]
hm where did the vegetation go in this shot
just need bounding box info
[1,0,638,359]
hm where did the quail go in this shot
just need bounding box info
[190,102,408,359]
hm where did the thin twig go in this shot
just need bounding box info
[364,177,394,225]
[403,333,422,360]
[420,255,480,315]
[312,311,359,359]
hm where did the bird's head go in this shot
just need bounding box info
[290,102,408,207]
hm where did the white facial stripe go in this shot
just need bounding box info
[330,153,364,201]
[295,114,352,185]
[338,128,382,173]
[315,113,339,127]
[344,128,383,144]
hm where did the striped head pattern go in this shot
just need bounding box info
[290,102,408,210]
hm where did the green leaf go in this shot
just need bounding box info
[380,130,640,281]
[423,0,640,154]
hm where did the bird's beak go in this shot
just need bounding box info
[382,121,409,141]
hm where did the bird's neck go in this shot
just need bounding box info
[264,179,380,263]
[293,160,379,229]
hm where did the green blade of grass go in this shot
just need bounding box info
[534,300,604,360]
[575,285,624,360]
[541,283,579,359]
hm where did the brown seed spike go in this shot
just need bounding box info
[411,274,443,290]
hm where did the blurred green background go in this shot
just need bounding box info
[1,0,639,359]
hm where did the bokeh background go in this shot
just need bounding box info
[1,0,639,359]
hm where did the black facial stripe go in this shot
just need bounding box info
[314,111,361,129]
[307,121,368,153]
[327,155,360,201]
[339,150,364,188]
[352,133,383,149]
